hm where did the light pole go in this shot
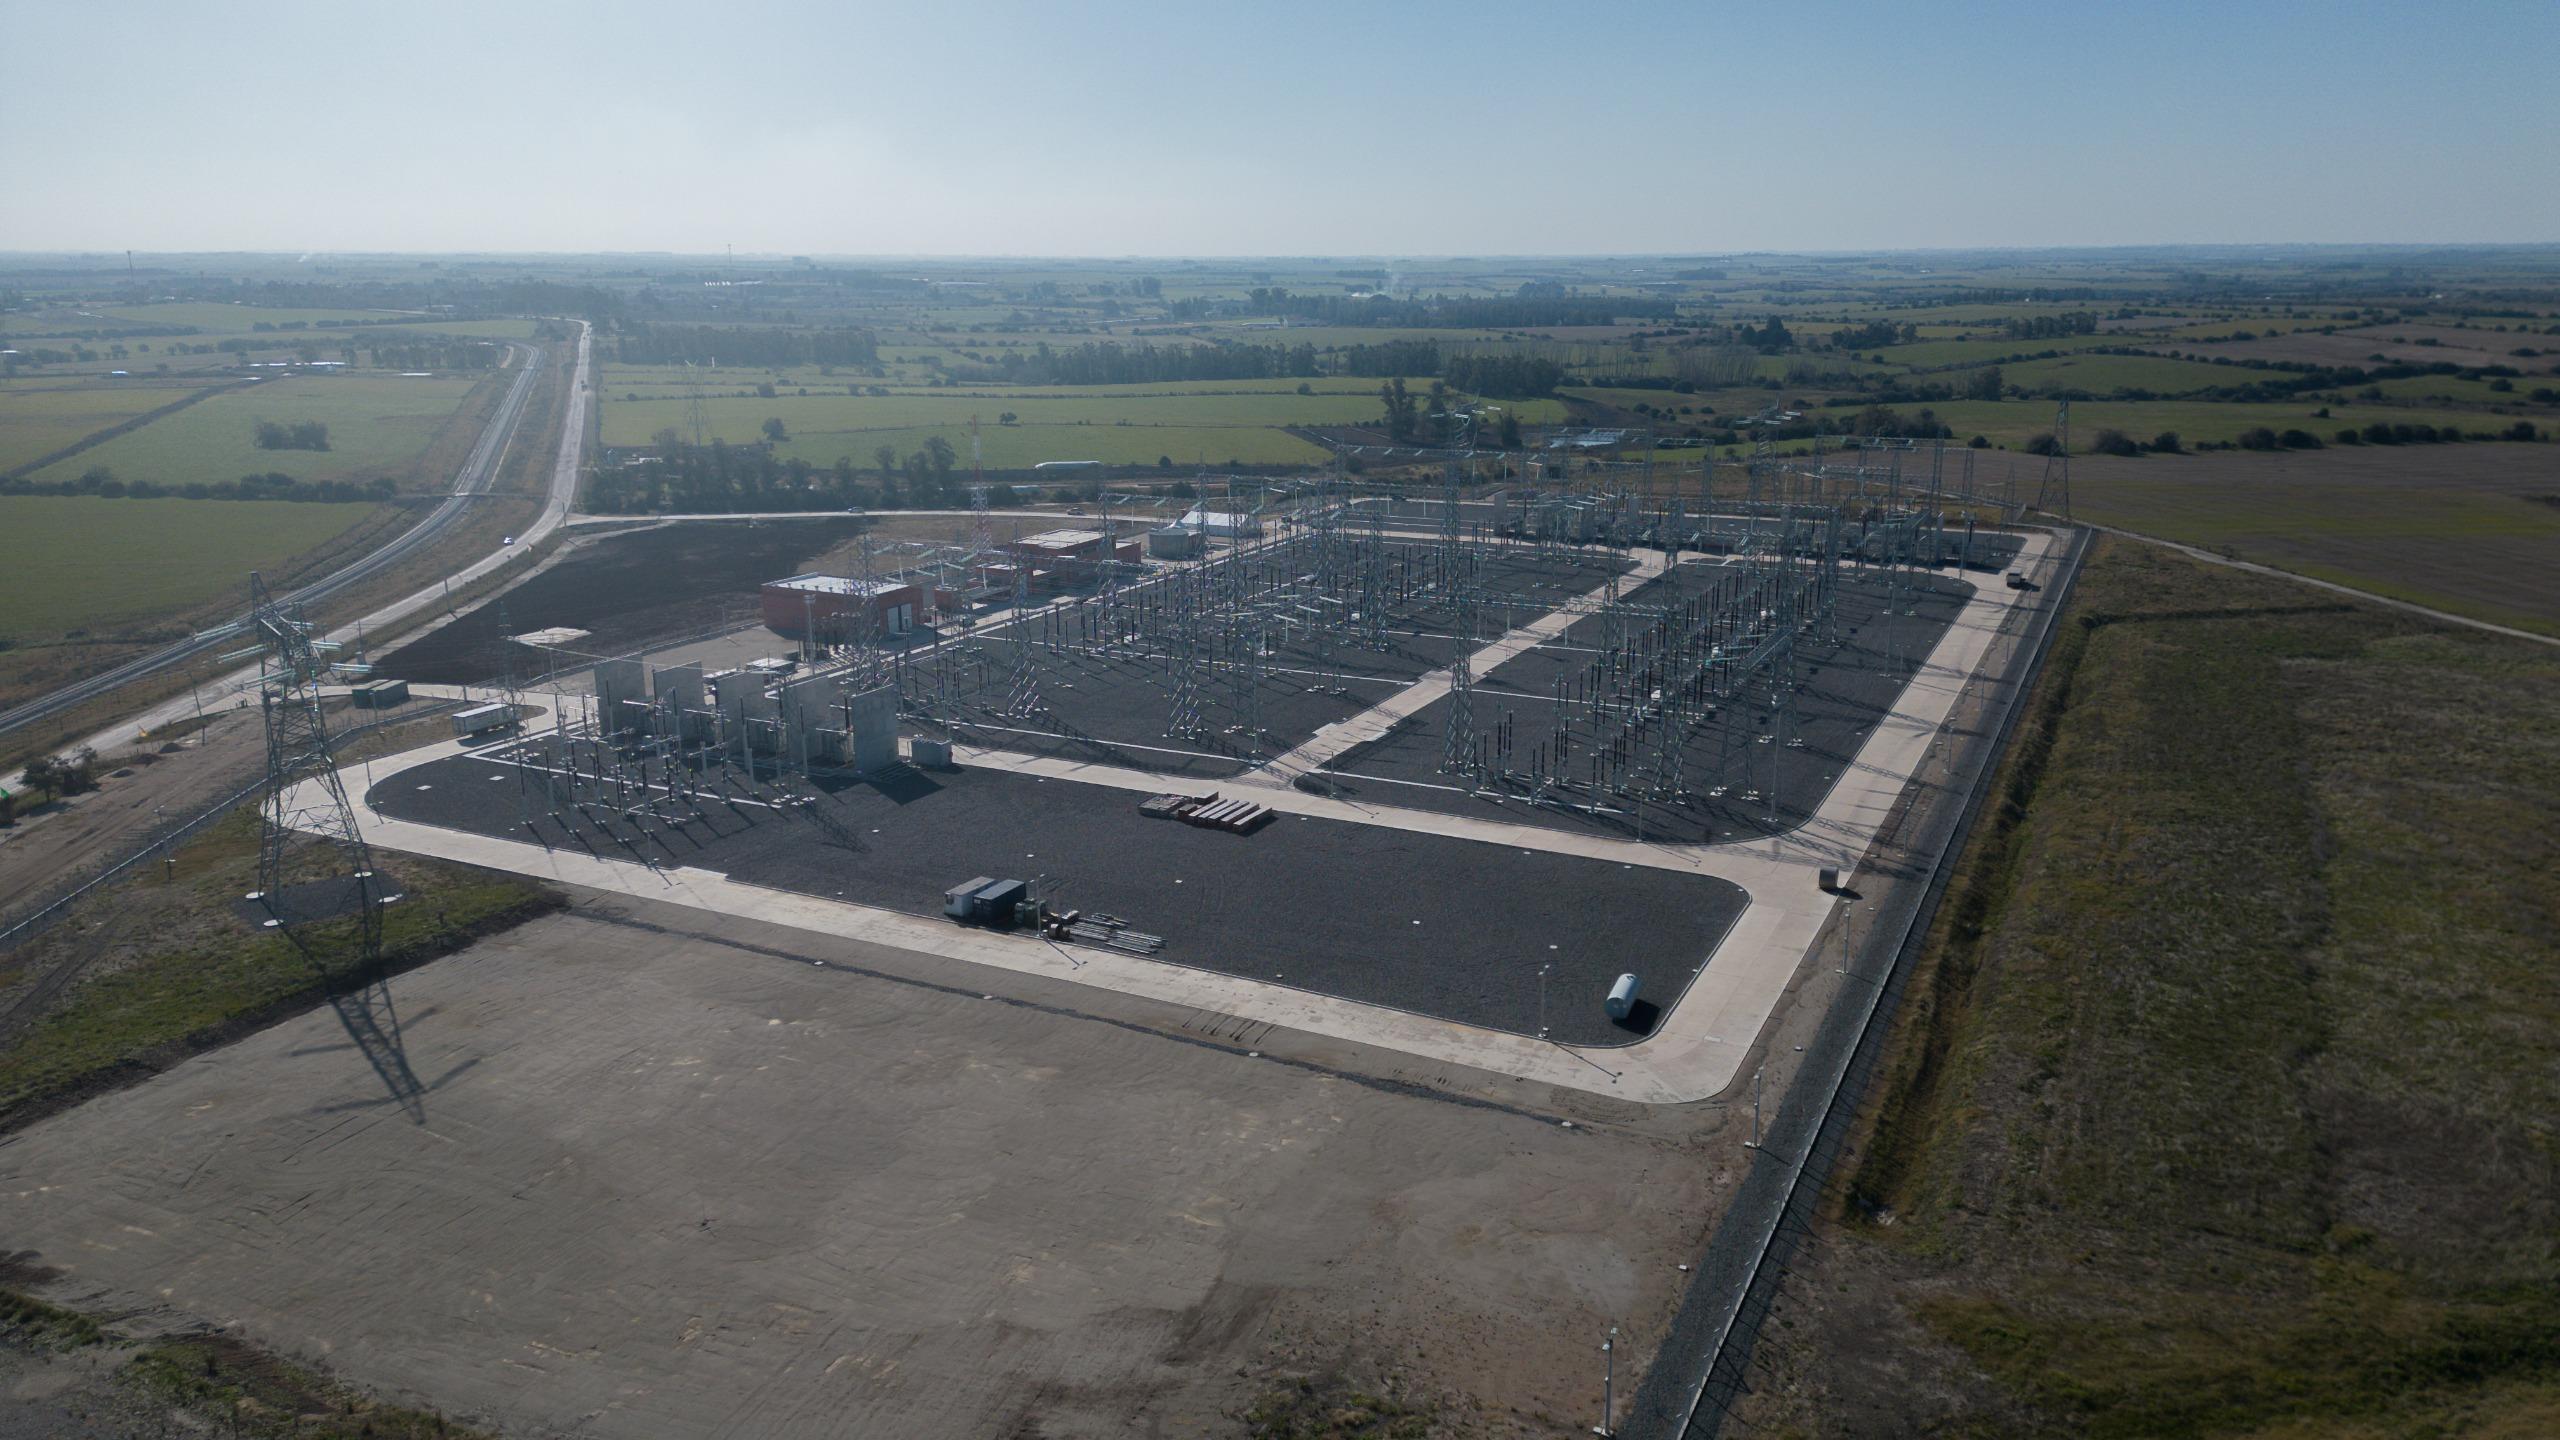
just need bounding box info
[1594,1323,1617,1436]
[1744,1067,1763,1149]
[1539,960,1552,1040]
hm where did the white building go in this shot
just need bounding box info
[1177,506,1262,539]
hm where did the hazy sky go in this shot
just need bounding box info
[5,0,2554,256]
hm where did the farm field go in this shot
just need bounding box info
[0,378,224,473]
[1955,352,2247,396]
[2051,446,2560,634]
[1733,538,2560,1438]
[1923,397,2500,449]
[0,494,390,639]
[1871,332,2129,368]
[44,300,423,334]
[28,372,486,491]
[2144,322,2558,368]
[594,380,1498,469]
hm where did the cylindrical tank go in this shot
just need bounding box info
[1606,972,1641,1021]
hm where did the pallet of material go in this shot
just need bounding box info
[1182,798,1271,833]
[1062,918,1165,956]
[1141,790,1217,819]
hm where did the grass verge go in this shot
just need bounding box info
[0,807,560,1133]
[1741,534,2560,1438]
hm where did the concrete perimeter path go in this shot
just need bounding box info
[311,531,2057,1106]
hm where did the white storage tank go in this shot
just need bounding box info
[1605,973,1641,1021]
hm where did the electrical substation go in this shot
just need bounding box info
[343,434,2038,1058]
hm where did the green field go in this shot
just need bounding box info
[1741,539,2560,1438]
[1960,352,2249,396]
[1926,397,2498,448]
[0,494,388,638]
[2363,372,2548,406]
[596,375,1543,469]
[67,301,425,334]
[0,379,221,472]
[30,373,483,490]
[1873,332,2129,368]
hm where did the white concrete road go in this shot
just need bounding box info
[314,530,2060,1107]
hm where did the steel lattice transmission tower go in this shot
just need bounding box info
[229,573,424,1117]
[235,574,383,941]
[2033,399,2073,521]
[1005,568,1043,718]
[1441,581,1478,780]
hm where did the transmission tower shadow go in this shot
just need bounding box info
[260,899,429,1125]
[322,972,428,1125]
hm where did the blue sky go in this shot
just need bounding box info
[3,0,2553,254]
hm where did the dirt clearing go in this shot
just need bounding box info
[0,893,1735,1437]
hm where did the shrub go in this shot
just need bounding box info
[2090,428,2140,457]
[2278,429,2323,449]
[2148,431,2182,453]
[2237,427,2280,450]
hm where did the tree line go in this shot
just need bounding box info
[610,323,880,368]
[0,469,395,502]
[588,438,979,516]
[967,339,1564,398]
[1172,289,1675,329]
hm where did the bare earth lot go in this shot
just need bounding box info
[0,894,1731,1438]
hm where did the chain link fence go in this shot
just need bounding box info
[1622,524,2094,1439]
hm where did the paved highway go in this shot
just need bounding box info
[1,321,593,765]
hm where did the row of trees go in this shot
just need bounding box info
[590,438,968,516]
[587,440,1240,517]
[1178,289,1675,329]
[2001,312,2102,340]
[990,341,1322,386]
[0,469,394,502]
[367,342,501,371]
[1375,379,1527,444]
[966,339,1566,398]
[1442,353,1566,399]
[611,323,879,367]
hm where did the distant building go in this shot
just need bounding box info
[1177,506,1262,539]
[1147,525,1205,560]
[1010,527,1142,580]
[761,573,921,640]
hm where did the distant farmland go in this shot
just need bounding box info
[0,379,226,474]
[28,372,487,492]
[0,494,390,639]
[594,376,1564,470]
